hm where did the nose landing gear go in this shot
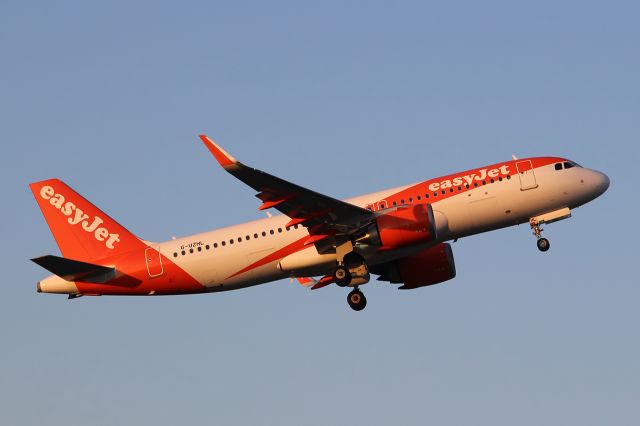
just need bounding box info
[530,218,550,252]
[536,237,550,252]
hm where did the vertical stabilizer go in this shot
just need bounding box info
[29,179,142,262]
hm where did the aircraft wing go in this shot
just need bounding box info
[199,135,374,237]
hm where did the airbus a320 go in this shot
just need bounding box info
[30,136,609,311]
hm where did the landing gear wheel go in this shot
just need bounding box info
[537,237,550,252]
[347,289,367,311]
[530,218,550,253]
[334,266,352,287]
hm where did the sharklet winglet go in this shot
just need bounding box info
[199,135,238,168]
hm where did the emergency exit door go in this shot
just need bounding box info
[516,160,538,190]
[145,246,164,277]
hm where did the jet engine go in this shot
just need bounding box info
[376,243,456,289]
[360,204,438,250]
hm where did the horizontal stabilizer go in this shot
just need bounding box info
[32,255,120,284]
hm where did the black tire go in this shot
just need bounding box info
[334,266,352,287]
[347,290,367,311]
[537,237,550,252]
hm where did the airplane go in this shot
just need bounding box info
[30,136,610,311]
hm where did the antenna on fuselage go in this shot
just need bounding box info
[512,154,519,160]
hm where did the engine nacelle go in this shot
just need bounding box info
[372,204,437,250]
[379,243,456,289]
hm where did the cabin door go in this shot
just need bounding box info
[516,160,538,190]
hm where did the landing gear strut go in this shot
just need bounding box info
[333,240,371,310]
[530,218,550,252]
[347,288,367,311]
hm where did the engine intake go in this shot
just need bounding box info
[371,204,437,250]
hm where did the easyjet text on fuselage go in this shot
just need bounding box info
[428,165,511,192]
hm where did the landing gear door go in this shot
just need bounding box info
[516,160,538,190]
[145,246,164,278]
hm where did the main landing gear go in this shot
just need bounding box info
[333,240,371,311]
[334,265,351,287]
[347,288,367,311]
[530,218,550,252]
[334,261,371,311]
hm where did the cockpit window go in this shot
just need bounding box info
[555,163,563,171]
[564,161,574,169]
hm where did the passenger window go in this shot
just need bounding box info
[205,245,210,250]
[425,194,429,199]
[278,228,282,233]
[441,190,446,195]
[214,243,218,248]
[237,237,242,242]
[197,246,202,252]
[229,239,234,244]
[246,235,250,240]
[270,230,274,235]
[181,250,186,256]
[417,195,421,200]
[189,248,194,254]
[555,163,563,170]
[221,241,226,246]
[254,233,258,239]
[262,231,266,237]
[173,252,178,258]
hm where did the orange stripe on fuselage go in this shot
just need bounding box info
[379,157,563,208]
[223,157,565,280]
[227,237,310,279]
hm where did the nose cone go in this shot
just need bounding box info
[592,170,610,198]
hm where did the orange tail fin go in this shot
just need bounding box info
[29,179,142,262]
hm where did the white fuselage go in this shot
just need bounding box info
[161,160,608,292]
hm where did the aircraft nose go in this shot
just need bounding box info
[591,170,610,197]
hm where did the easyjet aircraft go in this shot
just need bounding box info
[30,136,609,311]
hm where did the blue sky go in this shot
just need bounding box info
[1,1,638,425]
